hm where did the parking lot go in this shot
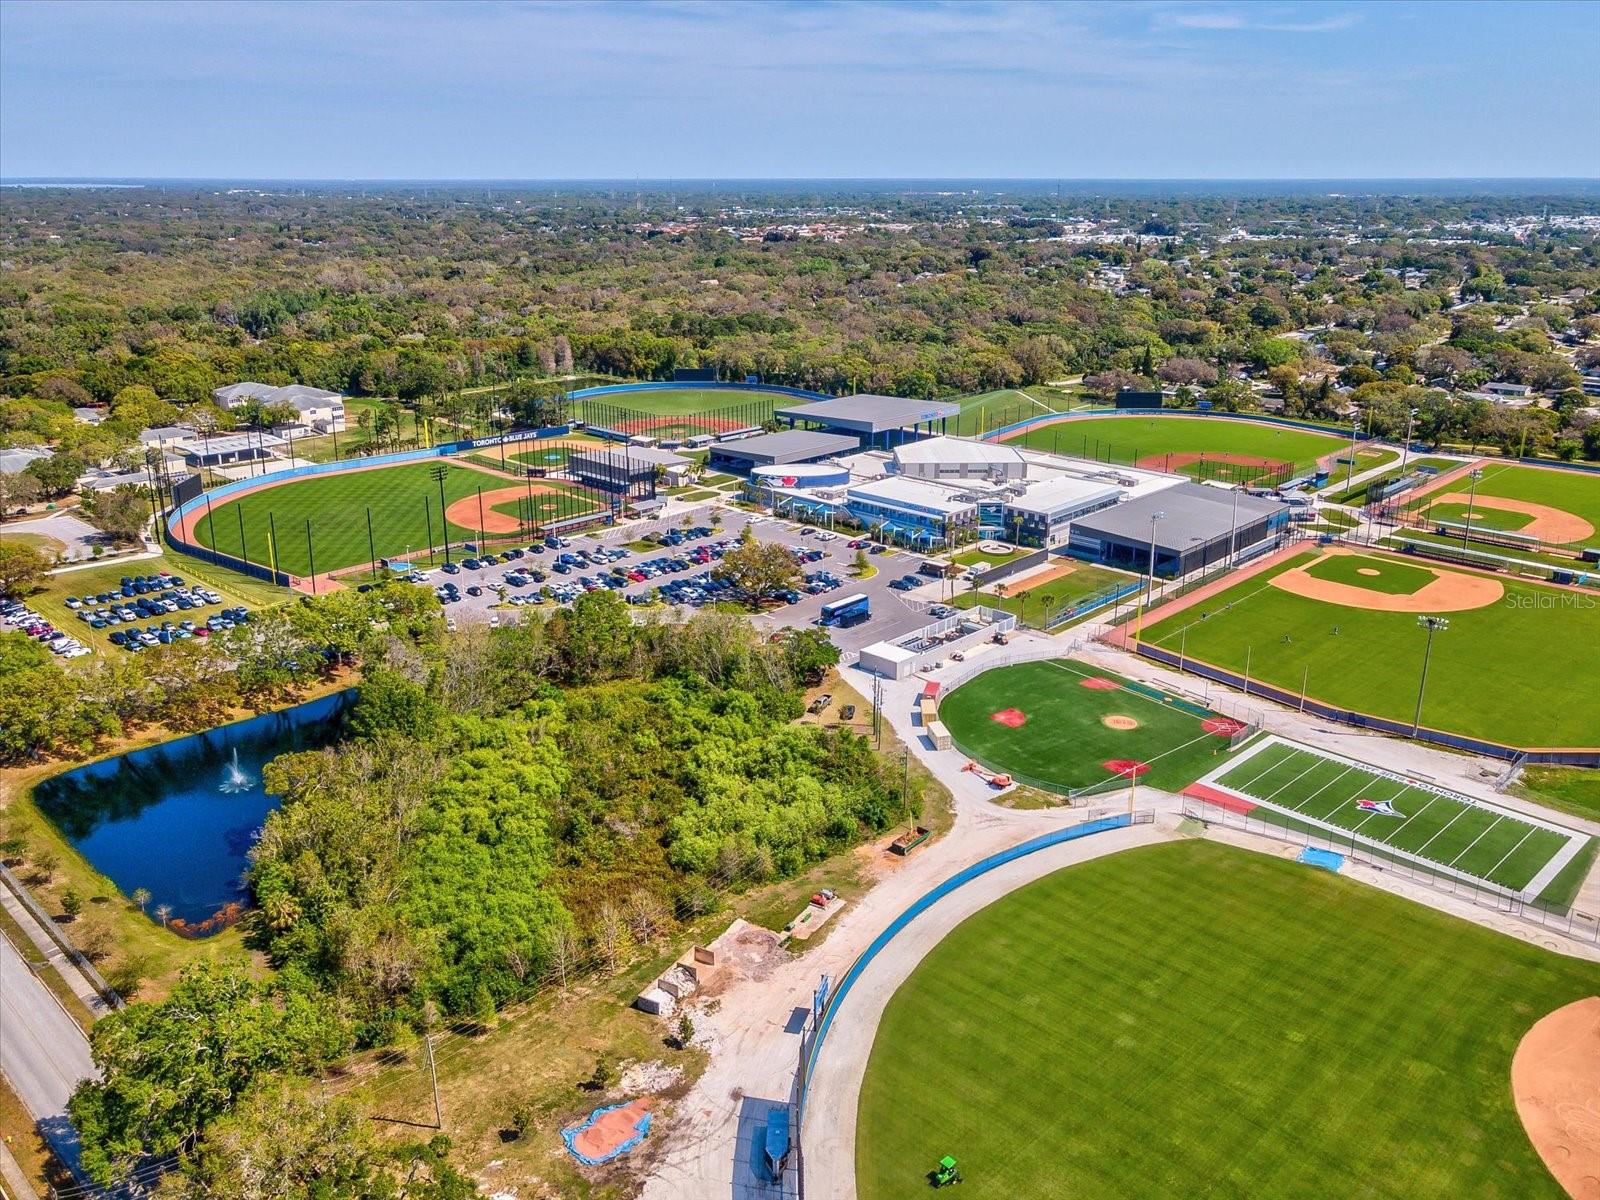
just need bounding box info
[402,507,942,652]
[4,568,252,658]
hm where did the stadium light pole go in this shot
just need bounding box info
[1412,616,1449,736]
[1400,406,1418,475]
[431,465,452,565]
[1344,413,1361,492]
[1135,511,1166,644]
[1461,468,1483,552]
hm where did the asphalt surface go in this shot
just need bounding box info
[0,931,94,1181]
[422,508,943,653]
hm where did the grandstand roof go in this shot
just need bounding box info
[711,429,859,464]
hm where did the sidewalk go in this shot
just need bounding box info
[0,873,113,1019]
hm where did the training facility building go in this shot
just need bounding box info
[1065,482,1289,576]
[845,476,981,546]
[775,394,960,449]
[568,447,683,500]
[707,429,859,474]
[1001,476,1125,549]
[891,437,1027,482]
[181,432,288,469]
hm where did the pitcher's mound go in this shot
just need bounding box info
[990,708,1027,728]
[1101,714,1140,731]
[1512,995,1600,1200]
[1356,568,1381,577]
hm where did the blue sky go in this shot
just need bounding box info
[1,0,1596,180]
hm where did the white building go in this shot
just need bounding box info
[891,436,1027,482]
[1001,476,1125,549]
[213,382,347,433]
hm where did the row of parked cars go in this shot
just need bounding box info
[108,606,251,651]
[3,600,91,658]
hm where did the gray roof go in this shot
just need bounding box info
[0,446,52,474]
[1071,483,1284,550]
[711,429,860,463]
[572,446,689,468]
[774,394,961,433]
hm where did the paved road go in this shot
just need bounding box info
[0,934,94,1181]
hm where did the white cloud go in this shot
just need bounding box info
[1168,8,1362,34]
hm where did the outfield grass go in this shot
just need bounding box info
[946,387,1082,438]
[937,658,1240,795]
[953,562,1137,628]
[191,462,602,576]
[1422,500,1536,533]
[1441,462,1600,542]
[997,414,1352,478]
[1304,553,1433,594]
[1140,549,1600,748]
[1213,739,1582,897]
[856,839,1600,1200]
[577,386,780,416]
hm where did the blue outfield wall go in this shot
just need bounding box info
[798,813,1133,1115]
[982,406,1380,447]
[568,381,834,403]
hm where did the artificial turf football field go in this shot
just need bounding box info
[1139,549,1600,749]
[997,415,1357,477]
[191,461,603,576]
[937,659,1243,795]
[855,839,1600,1200]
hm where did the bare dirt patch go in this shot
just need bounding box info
[1356,567,1380,577]
[1436,492,1595,544]
[1512,995,1600,1200]
[568,1097,652,1162]
[1134,451,1283,474]
[1270,549,1503,613]
[1101,714,1140,731]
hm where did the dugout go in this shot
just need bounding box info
[774,394,960,450]
[1067,483,1289,577]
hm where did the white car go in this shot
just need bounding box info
[62,645,92,659]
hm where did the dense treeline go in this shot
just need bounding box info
[58,588,911,1189]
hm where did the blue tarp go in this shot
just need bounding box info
[1297,847,1345,873]
[561,1101,652,1167]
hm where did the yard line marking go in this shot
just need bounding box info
[1260,757,1331,808]
[1233,744,1304,792]
[1484,826,1537,883]
[1447,815,1505,871]
[1280,764,1359,817]
[1414,806,1472,858]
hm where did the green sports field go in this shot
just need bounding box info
[856,840,1599,1200]
[577,386,779,416]
[1140,549,1600,748]
[950,562,1138,628]
[995,414,1355,480]
[190,461,603,576]
[937,658,1245,795]
[1415,462,1600,546]
[1207,738,1586,899]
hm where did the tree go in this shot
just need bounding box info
[779,627,840,686]
[80,485,149,543]
[25,453,82,499]
[0,542,50,596]
[676,1012,696,1051]
[154,902,172,927]
[61,888,83,921]
[130,886,151,914]
[711,538,801,605]
[0,470,43,515]
[1082,369,1145,401]
[68,963,348,1186]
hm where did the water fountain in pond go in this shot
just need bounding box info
[219,747,256,794]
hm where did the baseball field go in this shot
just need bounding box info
[575,386,781,440]
[993,414,1370,481]
[188,460,605,577]
[1138,547,1600,749]
[1412,462,1600,548]
[937,658,1250,795]
[855,839,1600,1200]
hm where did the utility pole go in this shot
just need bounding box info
[1134,511,1166,644]
[425,1032,443,1129]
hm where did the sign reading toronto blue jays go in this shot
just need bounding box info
[1356,798,1405,817]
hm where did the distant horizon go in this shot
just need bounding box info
[3,2,1595,181]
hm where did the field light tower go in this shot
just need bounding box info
[1135,511,1166,643]
[1412,615,1449,736]
[1462,468,1484,551]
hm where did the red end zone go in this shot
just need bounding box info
[1181,783,1257,814]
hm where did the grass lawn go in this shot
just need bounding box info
[1213,739,1583,899]
[856,839,1600,1200]
[953,561,1137,628]
[1435,462,1600,543]
[1140,548,1600,748]
[28,554,285,655]
[1304,552,1433,594]
[997,414,1352,478]
[2,529,67,558]
[946,387,1081,438]
[1326,456,1457,504]
[1423,500,1536,533]
[948,546,1023,569]
[192,461,603,576]
[1513,765,1600,824]
[1314,445,1399,489]
[937,658,1241,795]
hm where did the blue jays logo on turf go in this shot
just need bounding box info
[1357,799,1404,817]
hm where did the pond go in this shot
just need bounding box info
[32,690,352,934]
